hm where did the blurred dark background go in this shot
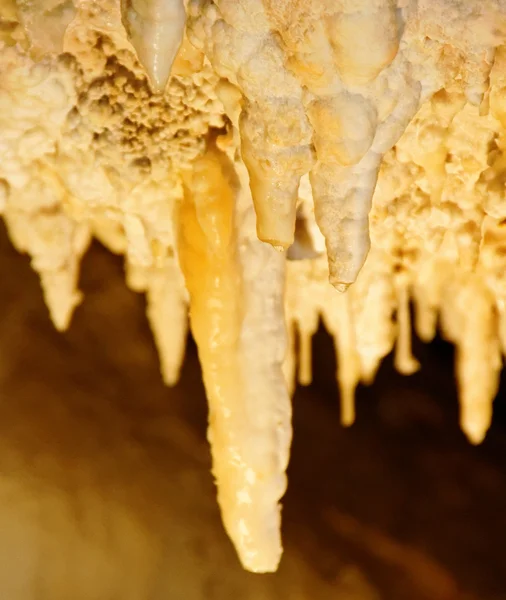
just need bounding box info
[0,222,504,600]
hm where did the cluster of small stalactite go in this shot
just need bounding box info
[1,0,506,574]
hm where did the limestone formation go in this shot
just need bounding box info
[1,0,506,572]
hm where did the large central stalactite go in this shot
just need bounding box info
[2,0,506,573]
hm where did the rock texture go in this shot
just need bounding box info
[1,0,506,572]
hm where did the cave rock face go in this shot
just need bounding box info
[1,0,506,572]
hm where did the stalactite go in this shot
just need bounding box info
[1,0,506,573]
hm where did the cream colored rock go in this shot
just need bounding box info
[3,0,506,575]
[120,0,186,92]
[16,0,76,56]
[177,142,290,573]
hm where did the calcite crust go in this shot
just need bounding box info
[1,0,506,573]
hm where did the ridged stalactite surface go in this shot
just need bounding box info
[2,0,506,572]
